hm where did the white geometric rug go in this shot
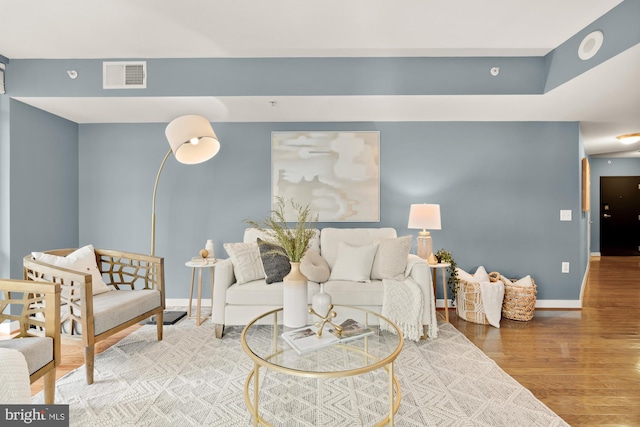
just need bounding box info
[34,319,569,426]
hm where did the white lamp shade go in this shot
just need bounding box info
[165,115,220,165]
[408,204,441,231]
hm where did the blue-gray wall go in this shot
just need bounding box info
[77,121,583,302]
[5,100,79,278]
[589,157,640,253]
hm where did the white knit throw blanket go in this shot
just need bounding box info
[381,276,424,341]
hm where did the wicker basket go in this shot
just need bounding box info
[500,276,536,321]
[456,272,500,325]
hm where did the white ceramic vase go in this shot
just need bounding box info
[283,262,308,328]
[205,239,214,258]
[312,283,332,316]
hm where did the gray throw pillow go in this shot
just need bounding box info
[257,238,291,284]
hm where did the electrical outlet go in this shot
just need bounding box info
[562,262,570,273]
[560,210,572,221]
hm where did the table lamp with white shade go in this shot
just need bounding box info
[408,203,441,264]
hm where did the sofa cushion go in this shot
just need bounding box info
[371,235,413,280]
[328,242,378,283]
[32,245,111,295]
[323,280,384,306]
[257,238,291,284]
[0,337,53,375]
[223,242,264,285]
[226,279,320,306]
[300,249,330,283]
[320,228,397,269]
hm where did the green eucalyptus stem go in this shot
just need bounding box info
[245,197,318,263]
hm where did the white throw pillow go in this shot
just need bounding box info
[473,266,490,282]
[513,275,533,287]
[32,244,111,295]
[328,242,378,283]
[223,242,265,285]
[456,265,491,284]
[300,249,330,283]
[371,235,412,280]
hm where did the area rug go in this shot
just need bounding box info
[34,319,568,426]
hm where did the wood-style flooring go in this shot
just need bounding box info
[30,256,640,426]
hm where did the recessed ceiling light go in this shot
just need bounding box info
[617,133,640,145]
[578,30,604,61]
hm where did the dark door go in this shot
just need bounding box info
[600,176,640,256]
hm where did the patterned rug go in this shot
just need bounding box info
[34,319,568,426]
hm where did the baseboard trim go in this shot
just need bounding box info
[591,252,601,257]
[166,298,211,308]
[436,299,582,309]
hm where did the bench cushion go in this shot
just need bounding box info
[226,279,320,306]
[0,337,53,375]
[93,290,161,335]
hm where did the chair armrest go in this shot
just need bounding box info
[23,255,95,342]
[0,279,61,365]
[212,258,235,325]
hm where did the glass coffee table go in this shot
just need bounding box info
[241,306,404,427]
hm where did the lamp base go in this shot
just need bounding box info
[146,310,187,325]
[416,234,433,260]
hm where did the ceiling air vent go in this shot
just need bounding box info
[103,61,146,89]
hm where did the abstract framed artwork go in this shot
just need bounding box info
[271,131,380,222]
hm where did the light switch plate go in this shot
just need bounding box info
[560,210,572,221]
[562,262,570,273]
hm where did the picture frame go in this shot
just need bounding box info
[271,131,380,222]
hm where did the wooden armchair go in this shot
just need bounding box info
[23,248,165,384]
[0,279,61,404]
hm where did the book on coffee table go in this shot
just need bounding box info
[281,326,339,355]
[329,318,375,342]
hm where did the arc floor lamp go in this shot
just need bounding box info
[151,115,220,325]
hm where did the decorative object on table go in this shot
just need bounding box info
[199,248,209,259]
[311,282,332,317]
[150,114,220,324]
[205,239,215,258]
[434,248,459,303]
[245,196,318,328]
[281,325,340,355]
[408,203,441,260]
[500,275,537,321]
[308,302,342,338]
[328,318,374,342]
[455,266,504,328]
[271,131,380,222]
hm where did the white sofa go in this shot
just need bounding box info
[212,227,437,339]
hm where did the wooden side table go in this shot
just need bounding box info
[185,259,216,326]
[429,262,451,322]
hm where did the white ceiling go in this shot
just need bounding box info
[2,0,640,157]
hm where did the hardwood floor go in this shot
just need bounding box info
[30,256,640,426]
[450,256,640,426]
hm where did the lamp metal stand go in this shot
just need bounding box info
[148,147,187,325]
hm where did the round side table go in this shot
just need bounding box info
[429,262,451,322]
[185,259,216,326]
